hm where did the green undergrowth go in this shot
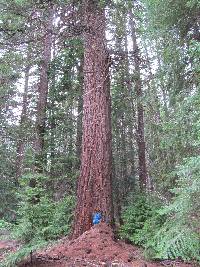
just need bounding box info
[0,219,12,232]
[120,156,200,263]
[0,173,75,267]
[1,240,48,267]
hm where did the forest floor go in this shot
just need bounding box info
[0,224,197,267]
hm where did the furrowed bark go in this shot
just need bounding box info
[76,57,84,170]
[72,0,114,238]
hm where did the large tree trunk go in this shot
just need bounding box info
[34,7,53,173]
[72,0,114,239]
[129,9,148,190]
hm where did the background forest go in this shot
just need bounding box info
[0,0,200,266]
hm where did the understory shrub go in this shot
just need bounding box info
[120,156,200,262]
[119,193,163,246]
[0,219,11,232]
[1,173,75,267]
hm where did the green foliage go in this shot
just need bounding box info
[12,195,74,242]
[1,241,47,267]
[13,173,75,242]
[189,40,200,80]
[186,0,200,8]
[119,194,163,246]
[0,220,11,232]
[143,0,200,39]
[0,141,18,221]
[166,156,200,222]
[121,157,200,262]
[146,222,200,261]
[14,0,27,6]
[2,173,75,266]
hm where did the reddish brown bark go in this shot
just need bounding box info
[72,1,113,239]
[76,57,84,169]
[129,10,148,190]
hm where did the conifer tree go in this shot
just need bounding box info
[72,0,114,238]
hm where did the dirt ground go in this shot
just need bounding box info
[18,223,196,267]
[0,223,197,267]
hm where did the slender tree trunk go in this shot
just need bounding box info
[129,9,148,190]
[120,113,128,193]
[50,37,56,178]
[34,7,53,173]
[157,53,169,117]
[112,156,123,225]
[143,40,161,191]
[72,0,114,238]
[124,23,136,189]
[16,49,31,183]
[114,20,129,202]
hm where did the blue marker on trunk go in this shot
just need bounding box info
[92,211,102,225]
